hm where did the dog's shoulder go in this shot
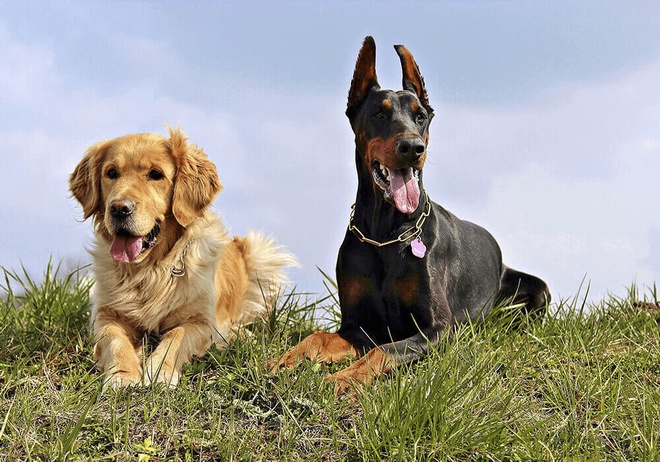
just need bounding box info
[179,210,232,268]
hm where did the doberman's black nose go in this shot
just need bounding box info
[396,137,425,160]
[109,199,136,219]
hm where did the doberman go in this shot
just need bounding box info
[272,36,550,395]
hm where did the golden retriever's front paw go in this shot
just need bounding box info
[103,371,142,390]
[144,361,180,387]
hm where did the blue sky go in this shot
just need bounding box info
[1,1,659,303]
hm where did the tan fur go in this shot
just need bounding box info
[328,347,396,396]
[69,127,296,389]
[269,331,357,368]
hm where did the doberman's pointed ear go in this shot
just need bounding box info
[169,126,223,228]
[69,140,108,220]
[347,36,380,116]
[394,44,433,113]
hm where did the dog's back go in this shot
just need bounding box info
[431,202,549,324]
[433,204,503,323]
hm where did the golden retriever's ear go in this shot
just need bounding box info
[69,141,108,219]
[169,127,223,227]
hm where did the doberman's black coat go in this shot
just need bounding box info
[273,36,550,395]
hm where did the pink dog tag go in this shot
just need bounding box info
[411,238,426,258]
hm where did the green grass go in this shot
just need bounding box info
[1,262,659,461]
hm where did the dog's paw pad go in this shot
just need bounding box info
[103,372,142,390]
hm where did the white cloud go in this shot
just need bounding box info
[0,26,56,107]
[425,57,660,301]
[1,11,659,307]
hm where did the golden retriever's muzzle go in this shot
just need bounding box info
[107,199,161,263]
[109,199,136,221]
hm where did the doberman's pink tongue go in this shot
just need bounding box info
[389,167,420,214]
[110,235,144,263]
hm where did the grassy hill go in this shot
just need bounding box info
[0,262,658,461]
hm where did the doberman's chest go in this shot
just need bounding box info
[336,233,438,343]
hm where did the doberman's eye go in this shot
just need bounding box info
[106,168,119,179]
[373,111,387,120]
[416,113,427,125]
[148,169,164,180]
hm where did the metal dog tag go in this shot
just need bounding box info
[411,238,426,258]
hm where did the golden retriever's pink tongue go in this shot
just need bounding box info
[390,167,420,214]
[110,235,143,263]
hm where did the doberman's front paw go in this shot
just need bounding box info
[325,348,395,396]
[267,346,304,373]
[267,331,357,373]
[326,366,368,396]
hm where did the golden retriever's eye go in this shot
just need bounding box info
[148,169,164,181]
[106,168,119,179]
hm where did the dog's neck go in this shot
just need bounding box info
[353,152,427,242]
[148,219,186,263]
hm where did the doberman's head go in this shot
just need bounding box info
[346,36,434,215]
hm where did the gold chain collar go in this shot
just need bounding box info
[348,191,431,247]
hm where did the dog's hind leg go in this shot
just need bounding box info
[497,266,551,321]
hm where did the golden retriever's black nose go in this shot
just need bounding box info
[396,138,425,161]
[109,199,136,219]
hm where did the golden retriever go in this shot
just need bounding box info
[69,127,296,389]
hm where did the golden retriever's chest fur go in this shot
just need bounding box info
[90,213,229,334]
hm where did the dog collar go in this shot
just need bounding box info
[348,191,430,253]
[171,241,191,278]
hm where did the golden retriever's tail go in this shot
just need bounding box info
[233,231,298,325]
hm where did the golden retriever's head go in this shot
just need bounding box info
[69,127,222,263]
